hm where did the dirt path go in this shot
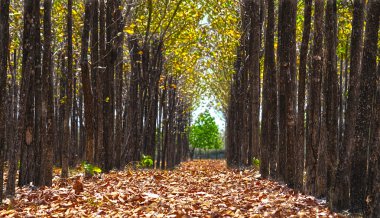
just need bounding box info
[0,160,341,217]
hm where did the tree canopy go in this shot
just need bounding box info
[189,111,222,151]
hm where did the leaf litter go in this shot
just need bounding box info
[0,160,344,217]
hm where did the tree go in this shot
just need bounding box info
[0,0,10,202]
[261,0,277,179]
[306,0,324,195]
[277,0,297,187]
[62,0,74,178]
[295,0,312,190]
[324,0,338,201]
[331,0,365,211]
[350,0,379,212]
[80,0,95,168]
[18,0,41,187]
[366,63,380,217]
[40,0,54,186]
[189,111,222,153]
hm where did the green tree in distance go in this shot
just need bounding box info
[189,111,222,154]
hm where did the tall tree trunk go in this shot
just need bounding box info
[247,0,261,167]
[260,0,277,179]
[331,0,365,211]
[40,0,54,186]
[33,0,43,185]
[18,0,41,187]
[365,63,380,218]
[277,0,297,187]
[350,0,379,212]
[305,0,324,195]
[324,0,338,202]
[104,0,116,171]
[123,36,141,165]
[114,0,124,169]
[295,0,312,191]
[0,0,10,202]
[96,0,106,167]
[81,0,95,166]
[62,0,74,178]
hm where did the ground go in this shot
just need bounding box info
[0,160,343,217]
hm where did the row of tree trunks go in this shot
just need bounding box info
[228,0,380,215]
[226,0,262,168]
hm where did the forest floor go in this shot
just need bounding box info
[0,160,343,217]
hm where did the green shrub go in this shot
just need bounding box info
[138,154,153,168]
[81,161,102,176]
[252,157,260,167]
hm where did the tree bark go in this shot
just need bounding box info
[295,0,312,191]
[40,0,54,186]
[305,0,324,195]
[81,0,95,166]
[260,0,277,179]
[0,0,10,202]
[62,0,74,178]
[365,63,380,218]
[331,0,365,211]
[324,0,338,202]
[350,0,379,212]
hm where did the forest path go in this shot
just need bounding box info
[0,160,340,217]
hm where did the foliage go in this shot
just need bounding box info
[81,161,102,176]
[138,154,154,168]
[189,111,222,151]
[252,157,260,168]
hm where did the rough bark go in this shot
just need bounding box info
[18,0,41,187]
[350,0,379,212]
[277,0,297,187]
[62,0,74,178]
[260,0,277,179]
[40,0,54,186]
[331,0,365,211]
[248,0,261,167]
[305,0,324,195]
[0,0,10,202]
[295,0,312,191]
[365,64,380,218]
[104,0,116,171]
[81,0,95,165]
[324,0,338,201]
[123,36,141,165]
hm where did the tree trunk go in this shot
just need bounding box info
[114,0,124,169]
[104,0,116,171]
[365,63,380,218]
[81,0,95,166]
[305,0,324,195]
[295,0,312,191]
[0,0,10,202]
[62,0,74,178]
[324,0,338,202]
[350,0,379,212]
[277,0,297,187]
[18,0,41,187]
[331,0,365,211]
[40,0,54,186]
[248,0,261,167]
[260,0,277,179]
[123,36,141,165]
